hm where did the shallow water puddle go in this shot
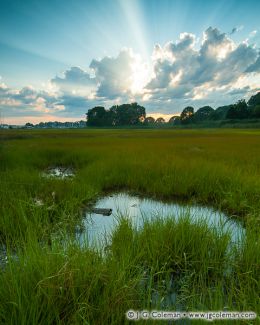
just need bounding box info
[80,192,244,246]
[79,192,244,309]
[0,245,18,270]
[42,167,74,179]
[0,245,7,269]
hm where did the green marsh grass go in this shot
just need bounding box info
[0,128,259,324]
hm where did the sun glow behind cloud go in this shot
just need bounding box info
[130,54,151,94]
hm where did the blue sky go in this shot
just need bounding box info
[0,0,259,123]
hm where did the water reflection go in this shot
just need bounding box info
[80,192,244,246]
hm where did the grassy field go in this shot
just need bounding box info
[0,128,259,324]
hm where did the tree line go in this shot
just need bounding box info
[24,121,86,129]
[86,103,146,126]
[170,92,260,125]
[86,92,260,126]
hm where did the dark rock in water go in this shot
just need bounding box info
[92,208,112,216]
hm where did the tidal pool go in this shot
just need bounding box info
[79,192,244,246]
[42,167,74,179]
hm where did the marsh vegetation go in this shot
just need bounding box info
[0,129,259,324]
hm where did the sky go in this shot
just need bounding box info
[0,0,259,124]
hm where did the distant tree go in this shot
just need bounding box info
[194,106,214,122]
[86,106,108,126]
[248,92,260,118]
[168,116,181,125]
[251,105,260,118]
[155,117,165,124]
[248,92,260,107]
[144,116,155,124]
[25,122,34,128]
[110,103,146,125]
[86,103,146,126]
[226,100,248,119]
[210,105,231,120]
[180,106,194,124]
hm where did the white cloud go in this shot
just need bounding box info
[145,27,259,105]
[0,84,63,117]
[1,26,260,122]
[51,66,96,96]
[249,30,257,38]
[89,48,149,99]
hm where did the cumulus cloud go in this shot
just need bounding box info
[0,84,63,117]
[51,66,96,96]
[46,27,260,114]
[52,49,149,100]
[0,82,112,119]
[246,55,260,72]
[1,26,260,122]
[227,86,251,96]
[90,49,137,99]
[145,27,260,104]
